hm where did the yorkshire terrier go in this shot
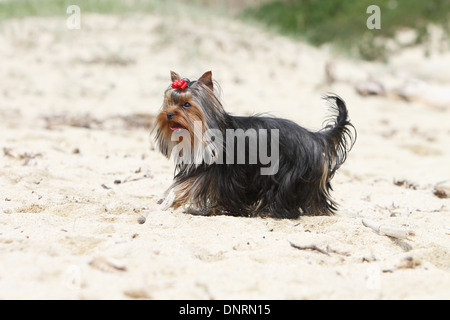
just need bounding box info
[153,71,356,218]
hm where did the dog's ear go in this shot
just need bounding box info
[170,71,181,82]
[198,71,213,91]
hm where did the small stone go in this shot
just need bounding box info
[137,215,146,224]
[433,182,450,199]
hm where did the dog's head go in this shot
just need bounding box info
[154,71,227,162]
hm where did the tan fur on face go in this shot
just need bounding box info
[161,89,207,142]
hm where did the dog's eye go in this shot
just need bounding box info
[182,102,191,108]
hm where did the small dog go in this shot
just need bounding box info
[154,71,355,218]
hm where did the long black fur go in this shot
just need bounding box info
[156,75,356,218]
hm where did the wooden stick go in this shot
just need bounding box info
[289,242,330,255]
[362,219,415,240]
[326,245,351,257]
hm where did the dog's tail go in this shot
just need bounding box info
[320,94,356,177]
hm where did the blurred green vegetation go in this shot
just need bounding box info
[241,0,450,60]
[1,0,449,61]
[0,0,159,18]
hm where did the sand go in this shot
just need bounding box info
[0,12,449,299]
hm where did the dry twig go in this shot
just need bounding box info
[289,242,330,255]
[362,218,415,240]
[89,257,127,273]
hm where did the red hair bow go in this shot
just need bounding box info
[171,79,188,90]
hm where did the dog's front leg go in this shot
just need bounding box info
[157,188,176,211]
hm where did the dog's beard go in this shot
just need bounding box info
[169,127,202,167]
[159,122,220,170]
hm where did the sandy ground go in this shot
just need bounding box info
[0,12,449,300]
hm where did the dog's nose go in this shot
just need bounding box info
[167,112,174,120]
